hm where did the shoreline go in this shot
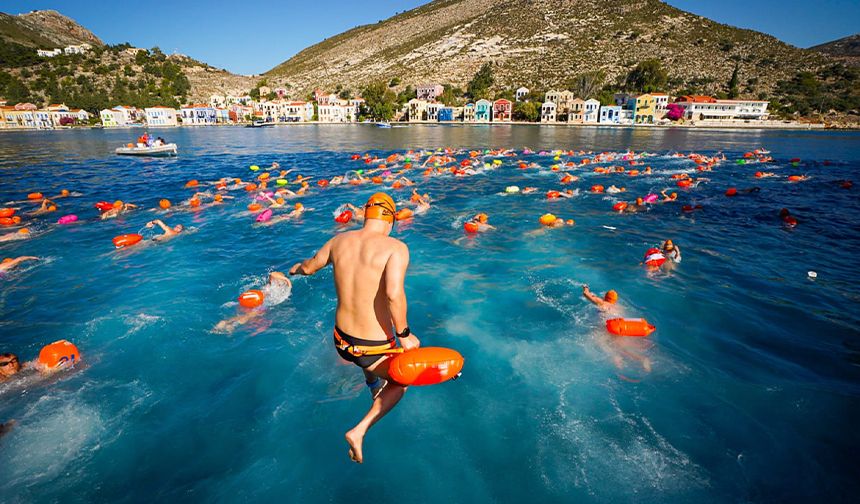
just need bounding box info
[0,120,851,133]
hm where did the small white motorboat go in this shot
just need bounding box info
[115,143,178,157]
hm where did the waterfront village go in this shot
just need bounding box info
[2,42,774,130]
[0,85,773,130]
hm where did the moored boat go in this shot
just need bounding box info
[115,143,178,157]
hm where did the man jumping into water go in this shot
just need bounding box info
[289,192,420,464]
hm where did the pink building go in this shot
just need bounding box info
[492,99,512,122]
[416,84,444,101]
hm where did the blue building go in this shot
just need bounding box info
[599,105,621,124]
[475,99,492,122]
[438,107,455,122]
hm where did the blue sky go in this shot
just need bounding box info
[2,0,858,75]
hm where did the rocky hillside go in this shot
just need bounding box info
[0,10,102,48]
[811,34,860,67]
[0,10,252,111]
[265,0,828,99]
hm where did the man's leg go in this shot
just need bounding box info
[345,357,407,464]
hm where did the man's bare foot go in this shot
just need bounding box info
[345,429,364,464]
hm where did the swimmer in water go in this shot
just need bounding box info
[213,272,292,334]
[29,198,57,216]
[623,197,647,213]
[522,187,538,194]
[606,185,626,194]
[289,192,420,464]
[264,203,310,226]
[662,240,681,262]
[146,219,184,242]
[0,229,30,242]
[582,285,618,311]
[659,189,678,202]
[343,203,366,221]
[100,202,137,220]
[0,256,39,274]
[582,286,652,373]
[468,213,496,231]
[0,353,22,382]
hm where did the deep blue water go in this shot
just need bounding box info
[1,125,859,503]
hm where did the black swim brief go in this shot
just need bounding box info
[333,326,395,369]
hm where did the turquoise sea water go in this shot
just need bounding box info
[1,125,859,503]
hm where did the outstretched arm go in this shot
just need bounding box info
[582,285,605,308]
[289,239,333,276]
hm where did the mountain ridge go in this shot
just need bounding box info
[810,33,860,67]
[0,10,102,48]
[264,0,829,99]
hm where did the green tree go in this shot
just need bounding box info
[513,101,539,122]
[438,84,463,106]
[396,85,415,105]
[361,81,397,120]
[727,64,740,99]
[389,77,401,87]
[625,59,668,93]
[570,71,605,98]
[467,63,494,100]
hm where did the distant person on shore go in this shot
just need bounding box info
[146,219,184,242]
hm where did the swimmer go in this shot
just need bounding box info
[0,229,30,242]
[521,187,538,194]
[408,190,431,214]
[755,171,777,178]
[662,240,681,262]
[29,198,57,216]
[468,213,496,231]
[582,285,618,311]
[343,203,366,221]
[49,189,73,199]
[623,197,646,213]
[213,272,292,334]
[146,219,184,242]
[659,189,678,202]
[0,353,22,382]
[582,287,652,373]
[265,203,311,226]
[289,192,420,464]
[0,256,39,274]
[606,185,626,194]
[100,202,137,220]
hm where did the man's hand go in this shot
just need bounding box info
[288,262,304,275]
[145,221,154,228]
[399,334,420,351]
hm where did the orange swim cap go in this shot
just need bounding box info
[18,228,30,234]
[60,189,70,196]
[476,213,488,224]
[113,200,123,208]
[2,257,12,263]
[605,290,618,303]
[295,203,304,211]
[364,192,396,224]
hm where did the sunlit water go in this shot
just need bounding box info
[1,125,859,503]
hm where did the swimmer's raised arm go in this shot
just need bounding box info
[147,219,173,234]
[289,239,333,276]
[582,284,605,307]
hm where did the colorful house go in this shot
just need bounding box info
[416,84,444,101]
[627,94,656,124]
[407,99,428,122]
[180,104,217,125]
[462,103,476,122]
[492,99,512,122]
[426,102,440,122]
[583,99,600,123]
[598,105,621,124]
[651,93,670,117]
[438,107,455,122]
[475,99,492,122]
[568,98,585,123]
[145,107,178,127]
[515,87,529,102]
[540,102,557,123]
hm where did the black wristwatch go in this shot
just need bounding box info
[396,327,411,339]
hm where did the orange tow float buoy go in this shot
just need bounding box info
[28,192,44,200]
[388,347,464,386]
[612,202,628,212]
[606,318,655,337]
[643,247,666,267]
[113,234,143,248]
[238,289,264,308]
[185,180,199,188]
[677,179,693,188]
[38,340,81,370]
[464,221,479,233]
[159,199,171,209]
[0,208,14,218]
[591,185,604,193]
[395,208,413,221]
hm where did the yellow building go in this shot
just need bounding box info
[630,94,656,124]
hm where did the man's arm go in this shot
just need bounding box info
[385,242,419,349]
[289,239,334,276]
[582,285,605,308]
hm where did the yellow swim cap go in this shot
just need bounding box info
[365,192,396,224]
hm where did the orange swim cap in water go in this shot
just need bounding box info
[605,290,618,303]
[364,192,396,224]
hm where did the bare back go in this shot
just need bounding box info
[329,229,405,341]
